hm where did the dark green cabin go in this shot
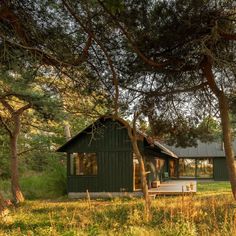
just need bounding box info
[167,141,236,181]
[57,117,177,194]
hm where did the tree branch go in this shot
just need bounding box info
[97,0,168,69]
[123,82,209,97]
[0,115,12,136]
[0,100,14,113]
[0,4,92,67]
[62,0,119,115]
[201,56,221,97]
[0,33,91,67]
[17,146,48,156]
[15,103,31,115]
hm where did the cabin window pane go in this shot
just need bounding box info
[179,159,196,178]
[196,158,213,178]
[74,153,97,175]
[169,160,177,177]
[178,158,213,179]
[156,159,165,172]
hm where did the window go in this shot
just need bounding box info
[196,158,213,178]
[179,159,196,178]
[178,158,213,178]
[74,153,97,176]
[169,160,177,177]
[155,159,165,172]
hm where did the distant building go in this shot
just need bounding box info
[167,140,236,181]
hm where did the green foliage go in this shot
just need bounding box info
[0,134,10,179]
[0,155,67,200]
[150,115,199,147]
[20,158,67,199]
[196,117,222,142]
[0,179,11,199]
[102,0,125,14]
[148,113,222,147]
[45,157,67,196]
[20,175,49,199]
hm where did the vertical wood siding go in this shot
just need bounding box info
[67,119,133,192]
[213,157,229,181]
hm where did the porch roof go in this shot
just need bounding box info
[166,140,236,158]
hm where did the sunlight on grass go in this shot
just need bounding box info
[197,181,231,198]
[1,182,235,235]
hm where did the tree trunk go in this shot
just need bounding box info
[202,57,236,199]
[218,93,236,199]
[112,115,152,221]
[131,135,152,221]
[10,116,24,204]
[0,101,30,204]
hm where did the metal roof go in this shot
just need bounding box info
[166,140,236,157]
[153,141,178,158]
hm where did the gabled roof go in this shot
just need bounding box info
[57,116,107,152]
[57,116,178,158]
[136,130,178,158]
[166,140,236,157]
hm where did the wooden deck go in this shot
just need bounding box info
[148,180,197,196]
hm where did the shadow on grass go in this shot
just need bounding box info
[0,221,52,231]
[30,207,63,214]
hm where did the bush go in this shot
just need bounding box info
[20,157,67,199]
[44,157,67,196]
[0,179,11,199]
[0,156,67,200]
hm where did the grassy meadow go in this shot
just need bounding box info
[0,181,236,236]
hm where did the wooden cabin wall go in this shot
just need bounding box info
[213,157,229,181]
[66,119,133,192]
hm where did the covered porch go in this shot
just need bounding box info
[148,180,197,196]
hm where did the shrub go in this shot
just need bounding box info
[20,157,67,199]
[44,157,67,197]
[0,179,11,199]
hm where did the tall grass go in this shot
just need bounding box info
[1,179,235,235]
[1,190,236,235]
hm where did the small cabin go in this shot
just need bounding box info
[57,117,177,197]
